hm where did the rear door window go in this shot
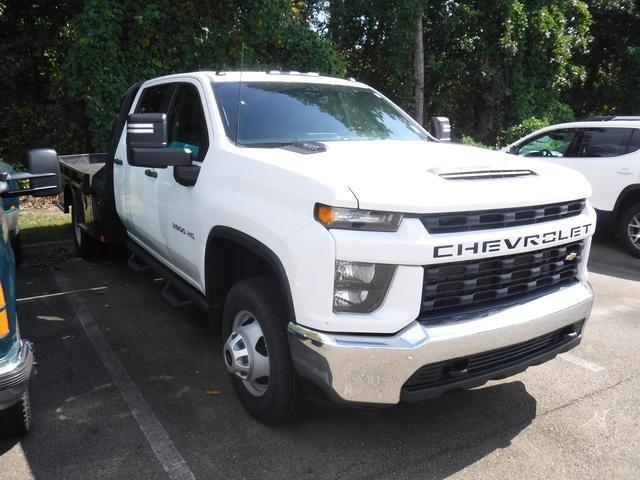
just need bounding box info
[575,128,633,157]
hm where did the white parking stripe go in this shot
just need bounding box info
[51,268,196,480]
[559,352,605,372]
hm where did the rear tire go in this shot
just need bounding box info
[619,202,640,258]
[71,190,102,258]
[0,390,32,436]
[222,277,306,424]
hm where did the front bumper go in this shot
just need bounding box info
[0,340,34,410]
[289,281,593,405]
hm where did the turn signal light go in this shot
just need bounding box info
[0,284,8,337]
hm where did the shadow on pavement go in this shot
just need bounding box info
[272,381,536,479]
[588,232,640,282]
[3,259,538,480]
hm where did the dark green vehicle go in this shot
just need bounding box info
[0,150,61,435]
[0,162,22,264]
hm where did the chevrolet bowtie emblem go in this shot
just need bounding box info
[565,252,578,261]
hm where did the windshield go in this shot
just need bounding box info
[213,81,427,146]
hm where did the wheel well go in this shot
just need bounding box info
[205,228,296,324]
[615,187,640,220]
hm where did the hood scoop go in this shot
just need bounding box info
[435,169,537,180]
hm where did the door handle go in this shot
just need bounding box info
[616,168,633,175]
[114,157,123,165]
[145,169,158,178]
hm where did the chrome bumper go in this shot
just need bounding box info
[0,340,34,410]
[288,282,593,405]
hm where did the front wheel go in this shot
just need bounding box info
[222,277,306,424]
[0,390,32,436]
[619,202,640,258]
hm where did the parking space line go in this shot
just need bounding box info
[51,268,196,480]
[17,286,108,303]
[559,352,605,372]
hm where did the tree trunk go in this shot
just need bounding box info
[414,14,425,126]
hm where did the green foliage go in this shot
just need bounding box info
[497,117,550,146]
[0,0,345,157]
[323,0,591,144]
[461,135,492,149]
[568,0,640,116]
[1,0,638,158]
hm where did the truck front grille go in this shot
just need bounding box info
[420,199,585,234]
[420,241,584,320]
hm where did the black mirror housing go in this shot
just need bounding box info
[128,148,193,168]
[127,113,168,148]
[0,148,62,198]
[25,148,62,196]
[430,117,451,142]
[126,112,193,168]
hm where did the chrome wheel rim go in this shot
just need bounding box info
[223,310,269,397]
[628,213,640,250]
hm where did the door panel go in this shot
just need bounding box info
[157,81,211,289]
[564,128,640,211]
[121,83,175,258]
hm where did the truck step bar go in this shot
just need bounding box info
[127,253,151,272]
[161,282,193,308]
[126,241,214,313]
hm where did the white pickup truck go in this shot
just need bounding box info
[55,71,595,424]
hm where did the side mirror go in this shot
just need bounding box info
[126,113,192,168]
[25,148,62,196]
[0,148,61,198]
[430,117,451,142]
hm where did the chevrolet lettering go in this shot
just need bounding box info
[433,223,593,259]
[54,71,595,424]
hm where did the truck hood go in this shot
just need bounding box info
[250,140,592,213]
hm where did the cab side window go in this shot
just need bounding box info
[167,84,209,161]
[575,128,633,158]
[516,130,577,158]
[135,84,172,114]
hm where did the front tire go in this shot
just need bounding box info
[619,202,640,258]
[222,277,306,424]
[0,390,32,436]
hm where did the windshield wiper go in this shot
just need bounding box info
[242,141,327,154]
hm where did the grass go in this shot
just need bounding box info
[18,207,72,244]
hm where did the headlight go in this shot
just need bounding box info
[315,204,403,232]
[333,261,396,313]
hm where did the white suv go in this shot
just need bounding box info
[503,117,640,256]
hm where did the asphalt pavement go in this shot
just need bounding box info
[1,232,639,479]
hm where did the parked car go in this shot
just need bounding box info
[55,71,594,424]
[0,151,61,435]
[502,117,640,256]
[0,162,22,265]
